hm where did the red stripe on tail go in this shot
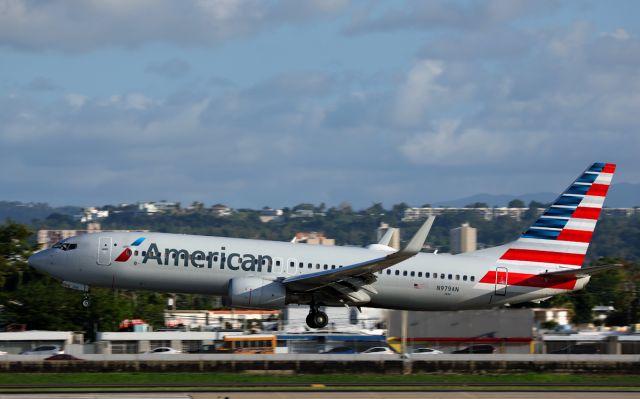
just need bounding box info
[572,207,601,220]
[557,229,592,243]
[586,184,609,197]
[500,248,585,266]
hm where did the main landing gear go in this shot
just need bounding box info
[305,302,328,329]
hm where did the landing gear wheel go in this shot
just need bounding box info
[82,292,92,308]
[313,311,328,329]
[306,313,317,328]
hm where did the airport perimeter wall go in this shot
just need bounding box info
[0,354,639,373]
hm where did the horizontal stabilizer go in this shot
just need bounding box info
[540,263,623,277]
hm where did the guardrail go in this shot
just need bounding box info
[0,354,639,373]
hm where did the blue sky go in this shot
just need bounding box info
[0,0,638,208]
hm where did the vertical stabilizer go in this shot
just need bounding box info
[499,162,616,270]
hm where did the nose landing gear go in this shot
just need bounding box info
[305,302,328,329]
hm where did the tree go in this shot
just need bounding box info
[0,221,33,291]
[508,199,526,208]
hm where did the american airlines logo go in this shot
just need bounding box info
[141,243,274,273]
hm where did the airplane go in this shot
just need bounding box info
[29,162,617,329]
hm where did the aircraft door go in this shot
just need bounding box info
[494,266,508,296]
[97,237,112,265]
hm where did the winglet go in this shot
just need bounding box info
[402,216,435,255]
[378,228,397,246]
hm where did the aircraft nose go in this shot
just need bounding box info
[28,250,48,272]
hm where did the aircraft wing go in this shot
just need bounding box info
[539,263,623,277]
[282,216,434,292]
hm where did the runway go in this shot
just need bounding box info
[1,392,640,399]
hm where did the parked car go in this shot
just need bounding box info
[361,347,396,355]
[20,345,64,356]
[322,346,356,354]
[144,347,181,354]
[412,347,444,355]
[550,343,600,354]
[451,344,495,354]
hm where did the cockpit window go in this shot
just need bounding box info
[52,242,77,251]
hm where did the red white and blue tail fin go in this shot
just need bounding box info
[498,162,616,270]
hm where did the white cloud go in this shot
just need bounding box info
[65,94,87,108]
[400,120,548,166]
[394,60,445,126]
[0,0,350,52]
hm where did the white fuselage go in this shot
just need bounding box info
[29,231,588,311]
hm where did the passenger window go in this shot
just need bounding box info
[142,251,146,256]
[172,253,177,259]
[276,260,281,266]
[425,272,430,278]
[290,261,294,267]
[324,264,328,270]
[440,274,445,279]
[180,253,186,259]
[134,250,139,256]
[331,265,336,269]
[403,271,407,276]
[410,271,415,277]
[299,262,303,268]
[214,256,218,262]
[456,275,460,280]
[463,275,467,281]
[386,270,391,275]
[448,274,452,280]
[308,263,312,269]
[418,272,422,277]
[395,270,400,276]
[470,276,475,282]
[316,264,320,269]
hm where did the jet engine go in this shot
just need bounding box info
[226,277,287,309]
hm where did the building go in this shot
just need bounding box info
[387,309,534,354]
[532,308,570,329]
[211,204,233,217]
[0,331,82,354]
[294,232,335,246]
[259,207,284,223]
[450,223,477,254]
[137,201,180,215]
[96,330,243,354]
[164,310,281,331]
[402,207,543,222]
[37,223,102,249]
[76,207,109,223]
[37,225,148,249]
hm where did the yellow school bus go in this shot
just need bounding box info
[223,334,277,354]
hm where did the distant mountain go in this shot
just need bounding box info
[434,183,640,208]
[0,201,81,224]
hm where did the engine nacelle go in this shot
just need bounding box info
[226,277,287,309]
